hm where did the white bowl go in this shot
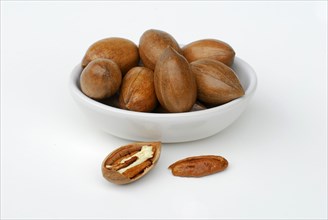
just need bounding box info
[69,57,257,143]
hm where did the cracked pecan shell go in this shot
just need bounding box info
[102,142,161,184]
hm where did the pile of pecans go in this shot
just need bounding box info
[80,29,244,113]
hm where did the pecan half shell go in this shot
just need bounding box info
[102,142,161,184]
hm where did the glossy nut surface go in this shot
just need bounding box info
[82,37,139,74]
[191,58,244,105]
[139,29,182,70]
[119,67,157,112]
[80,58,122,100]
[154,47,197,113]
[183,39,235,66]
[169,155,228,177]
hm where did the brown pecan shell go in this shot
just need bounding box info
[102,142,161,184]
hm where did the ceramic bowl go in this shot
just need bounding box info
[69,57,257,143]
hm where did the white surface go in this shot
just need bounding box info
[1,1,327,219]
[70,57,257,143]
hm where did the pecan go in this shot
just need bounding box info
[168,155,228,177]
[102,142,161,184]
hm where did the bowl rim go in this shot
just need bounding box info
[69,56,257,118]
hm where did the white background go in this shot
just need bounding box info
[1,1,327,219]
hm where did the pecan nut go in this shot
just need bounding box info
[102,142,161,184]
[168,155,228,177]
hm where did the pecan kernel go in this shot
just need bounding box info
[169,155,228,177]
[102,142,161,185]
